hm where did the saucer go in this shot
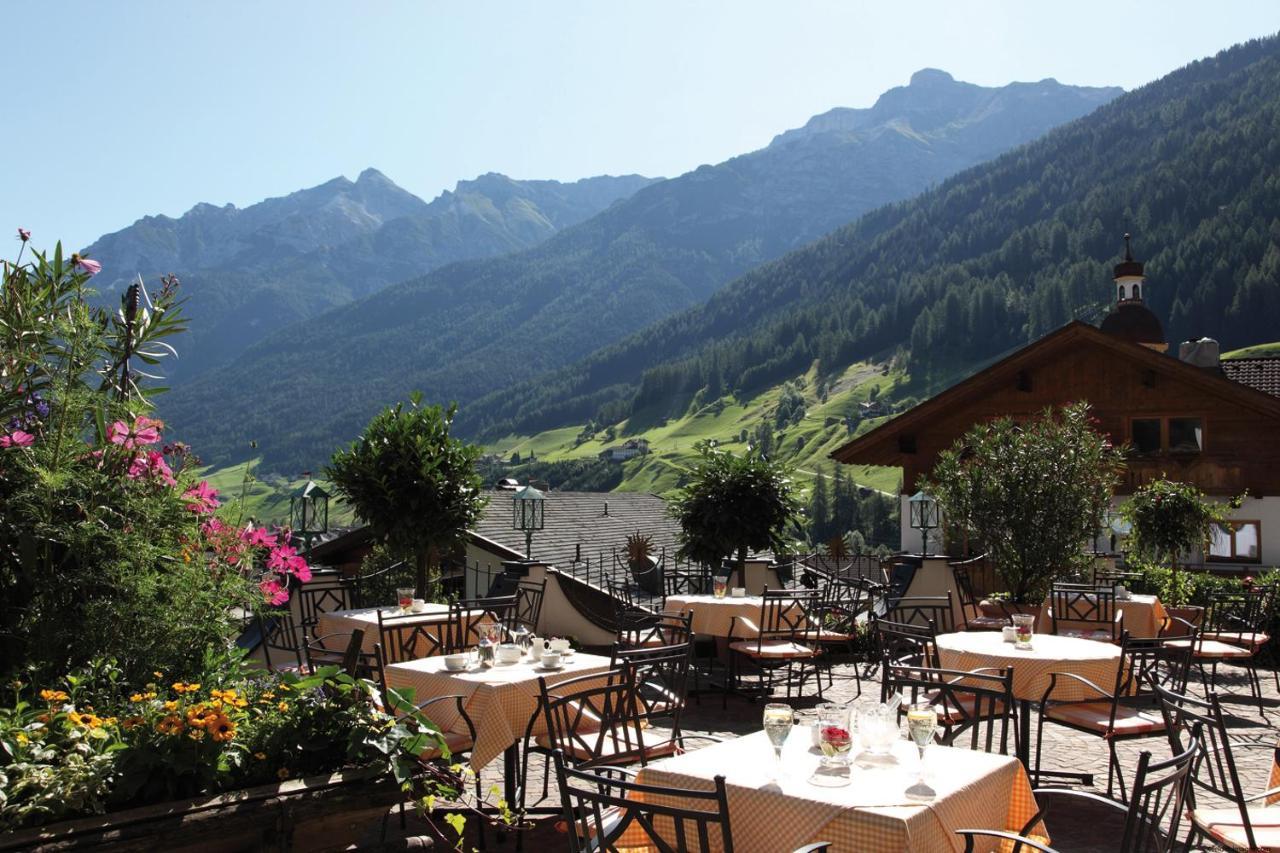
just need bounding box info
[534,663,565,672]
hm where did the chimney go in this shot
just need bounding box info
[603,501,610,517]
[1178,337,1220,370]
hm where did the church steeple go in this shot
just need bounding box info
[1100,233,1166,352]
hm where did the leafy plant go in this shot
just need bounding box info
[625,531,654,571]
[1120,479,1237,606]
[328,396,487,598]
[668,443,803,575]
[929,403,1125,604]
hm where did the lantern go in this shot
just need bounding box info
[512,484,546,559]
[908,490,938,556]
[290,474,330,557]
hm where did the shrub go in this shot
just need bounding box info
[1120,478,1236,606]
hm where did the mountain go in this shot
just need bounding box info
[161,71,1121,472]
[85,169,657,377]
[468,35,1280,445]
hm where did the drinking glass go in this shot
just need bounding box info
[1012,613,1035,649]
[905,702,938,800]
[395,587,414,613]
[713,576,729,599]
[816,703,853,766]
[762,703,794,779]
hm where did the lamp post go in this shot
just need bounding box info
[908,490,938,556]
[512,484,546,559]
[290,473,330,559]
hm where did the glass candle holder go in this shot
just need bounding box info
[1012,613,1035,649]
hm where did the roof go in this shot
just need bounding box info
[1222,356,1280,398]
[471,490,682,572]
[1100,302,1164,345]
[830,321,1280,467]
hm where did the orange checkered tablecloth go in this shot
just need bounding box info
[383,651,615,770]
[1036,593,1169,638]
[620,729,1045,852]
[315,605,491,655]
[664,595,809,639]
[936,632,1123,703]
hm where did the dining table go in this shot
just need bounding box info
[383,649,615,807]
[663,594,770,638]
[935,631,1123,776]
[622,726,1046,852]
[315,604,491,655]
[1035,592,1169,637]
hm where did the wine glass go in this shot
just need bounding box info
[905,702,938,800]
[762,703,794,779]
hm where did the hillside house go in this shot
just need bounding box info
[598,438,650,462]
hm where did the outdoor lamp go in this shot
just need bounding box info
[908,490,939,556]
[290,474,330,557]
[512,484,546,559]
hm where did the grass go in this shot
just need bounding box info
[1222,341,1280,359]
[201,460,354,528]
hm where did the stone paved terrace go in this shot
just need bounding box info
[398,658,1280,851]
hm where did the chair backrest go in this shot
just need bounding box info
[258,612,303,671]
[871,614,938,669]
[295,577,354,629]
[756,588,820,640]
[1202,589,1270,636]
[553,751,735,853]
[514,580,547,633]
[538,669,647,769]
[812,579,865,638]
[347,562,396,609]
[616,611,694,650]
[607,576,636,610]
[1153,682,1261,850]
[447,595,517,650]
[609,642,693,735]
[1117,736,1203,853]
[950,562,979,609]
[1049,585,1118,635]
[883,662,1016,755]
[304,629,378,680]
[662,565,712,603]
[1120,634,1194,702]
[376,609,445,663]
[889,592,956,634]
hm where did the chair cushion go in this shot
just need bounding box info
[1192,806,1280,852]
[535,727,680,763]
[1200,631,1271,648]
[728,640,818,659]
[1043,701,1165,736]
[1166,638,1256,659]
[923,691,1008,723]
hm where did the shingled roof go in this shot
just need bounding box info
[472,490,682,573]
[1223,357,1280,398]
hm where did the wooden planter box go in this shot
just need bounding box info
[0,766,407,852]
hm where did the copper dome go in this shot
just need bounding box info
[1100,302,1164,346]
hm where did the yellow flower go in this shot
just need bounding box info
[153,671,164,679]
[70,712,102,729]
[186,705,213,726]
[39,689,69,703]
[277,768,290,780]
[163,700,179,712]
[277,701,289,713]
[233,698,249,708]
[254,752,267,760]
[102,717,118,727]
[129,693,144,703]
[15,732,29,745]
[205,713,236,743]
[187,727,206,741]
[156,715,184,735]
[260,691,276,701]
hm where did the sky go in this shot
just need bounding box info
[4,1,1279,252]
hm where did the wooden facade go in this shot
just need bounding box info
[831,322,1280,499]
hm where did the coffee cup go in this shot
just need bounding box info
[443,653,471,672]
[496,643,522,664]
[539,651,563,670]
[1001,625,1017,643]
[411,598,427,613]
[549,638,572,655]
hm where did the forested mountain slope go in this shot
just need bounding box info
[470,36,1280,441]
[162,71,1118,471]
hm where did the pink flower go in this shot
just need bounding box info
[108,416,163,449]
[183,480,220,514]
[258,577,290,606]
[267,544,299,571]
[17,228,30,242]
[0,430,35,448]
[71,254,101,276]
[201,517,230,537]
[127,451,177,486]
[241,526,278,549]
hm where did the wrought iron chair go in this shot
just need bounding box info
[609,642,695,739]
[726,588,824,704]
[513,579,547,633]
[1048,584,1124,642]
[302,628,379,680]
[956,735,1201,853]
[347,561,398,608]
[660,563,712,607]
[615,610,694,650]
[1177,589,1275,710]
[445,595,516,652]
[257,611,305,672]
[376,608,445,664]
[951,558,1008,631]
[1093,566,1146,592]
[871,613,940,669]
[1036,632,1194,798]
[889,592,958,634]
[294,574,353,630]
[883,660,1017,755]
[1154,682,1280,852]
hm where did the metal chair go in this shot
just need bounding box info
[1180,589,1274,710]
[303,628,379,680]
[257,611,304,672]
[376,608,445,663]
[951,558,1008,631]
[661,564,712,606]
[513,579,547,633]
[294,574,353,630]
[445,595,516,652]
[1154,682,1280,852]
[889,592,958,634]
[871,613,940,669]
[726,588,824,704]
[883,660,1017,755]
[956,736,1201,853]
[1036,632,1194,798]
[1048,584,1124,642]
[615,610,694,649]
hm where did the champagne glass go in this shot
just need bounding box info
[762,703,794,779]
[905,702,938,800]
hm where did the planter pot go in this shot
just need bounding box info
[979,600,1043,621]
[1162,605,1205,637]
[0,766,406,853]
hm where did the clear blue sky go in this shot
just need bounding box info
[4,1,1279,252]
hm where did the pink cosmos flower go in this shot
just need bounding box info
[241,527,278,549]
[183,480,220,514]
[108,416,163,449]
[258,577,290,606]
[71,254,101,276]
[127,450,177,486]
[201,517,229,537]
[17,228,30,242]
[0,430,35,448]
[267,544,299,571]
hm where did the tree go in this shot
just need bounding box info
[668,443,803,576]
[929,403,1124,604]
[327,395,487,598]
[1120,479,1234,605]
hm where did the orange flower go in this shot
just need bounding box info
[163,700,178,711]
[187,727,206,741]
[156,715,184,735]
[205,713,236,742]
[71,712,102,728]
[39,689,69,703]
[277,701,289,713]
[254,752,267,760]
[122,716,145,729]
[187,705,214,726]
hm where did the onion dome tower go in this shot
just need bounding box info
[1100,233,1166,352]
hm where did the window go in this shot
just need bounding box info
[1127,416,1204,455]
[1131,419,1162,454]
[1208,521,1261,563]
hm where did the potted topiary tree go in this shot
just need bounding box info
[929,403,1125,615]
[1120,478,1236,630]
